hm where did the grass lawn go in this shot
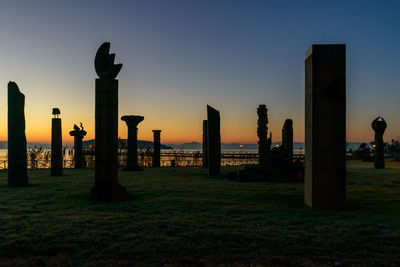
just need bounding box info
[0,161,399,266]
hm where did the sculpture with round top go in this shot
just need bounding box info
[91,42,133,201]
[121,115,144,171]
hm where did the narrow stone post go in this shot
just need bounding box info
[257,105,271,166]
[69,124,86,169]
[371,117,386,169]
[305,44,346,209]
[121,115,144,171]
[152,130,161,167]
[207,105,221,175]
[91,42,133,201]
[282,119,293,162]
[202,120,208,168]
[51,108,63,176]
[7,81,28,186]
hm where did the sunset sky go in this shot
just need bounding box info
[0,0,399,145]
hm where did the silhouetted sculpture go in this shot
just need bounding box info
[91,42,132,201]
[202,120,208,168]
[257,105,271,166]
[7,82,28,186]
[51,108,63,176]
[282,119,293,162]
[305,44,346,209]
[207,105,221,175]
[152,130,161,167]
[372,117,387,169]
[69,123,86,169]
[121,115,144,171]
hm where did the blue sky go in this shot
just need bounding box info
[0,0,399,144]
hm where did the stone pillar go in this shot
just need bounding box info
[202,120,208,168]
[257,104,271,166]
[152,130,161,167]
[51,108,63,176]
[91,42,132,201]
[371,117,387,169]
[305,44,346,209]
[121,115,144,171]
[207,105,221,175]
[69,125,86,169]
[282,119,293,162]
[7,82,28,187]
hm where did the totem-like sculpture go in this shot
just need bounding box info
[207,105,221,175]
[202,120,208,168]
[257,105,271,166]
[69,123,86,169]
[371,117,387,169]
[51,108,63,176]
[121,115,144,171]
[152,130,161,167]
[91,42,132,201]
[8,82,28,186]
[282,119,293,162]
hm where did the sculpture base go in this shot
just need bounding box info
[123,165,142,171]
[91,183,133,202]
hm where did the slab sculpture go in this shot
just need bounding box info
[282,119,293,162]
[91,42,132,201]
[7,82,28,186]
[202,120,208,168]
[305,44,346,209]
[207,105,221,175]
[69,123,86,169]
[152,130,161,167]
[371,117,387,169]
[51,108,63,176]
[257,104,271,166]
[121,115,144,171]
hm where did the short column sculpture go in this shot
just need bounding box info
[152,130,161,167]
[69,124,86,169]
[257,105,271,166]
[371,117,387,169]
[202,120,208,168]
[121,115,144,171]
[282,119,293,162]
[91,42,132,201]
[305,44,346,209]
[51,108,63,176]
[207,105,221,175]
[8,82,28,186]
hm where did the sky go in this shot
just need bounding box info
[0,0,399,145]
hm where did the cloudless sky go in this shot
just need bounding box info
[0,0,399,145]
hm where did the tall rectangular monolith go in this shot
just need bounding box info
[51,108,63,176]
[282,119,293,162]
[207,105,221,175]
[152,130,161,167]
[305,44,346,209]
[7,82,28,186]
[202,120,208,168]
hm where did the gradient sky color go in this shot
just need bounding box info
[0,0,399,146]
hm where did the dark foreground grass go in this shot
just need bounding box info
[0,161,399,266]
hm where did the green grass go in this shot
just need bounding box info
[0,161,399,266]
